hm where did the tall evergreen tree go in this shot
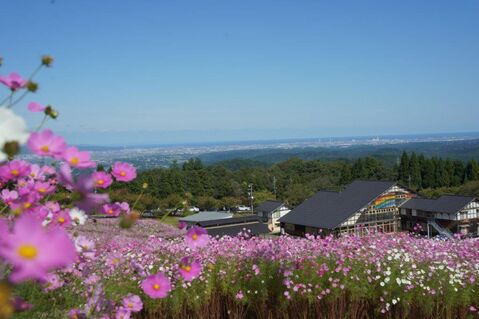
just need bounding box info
[465,160,479,181]
[398,151,410,183]
[434,158,449,187]
[422,158,436,189]
[339,164,352,185]
[409,153,422,188]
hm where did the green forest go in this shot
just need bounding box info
[109,153,479,212]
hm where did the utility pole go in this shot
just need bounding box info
[248,184,254,213]
[273,176,277,199]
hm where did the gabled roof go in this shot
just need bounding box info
[255,200,285,215]
[197,215,259,227]
[207,222,270,237]
[400,195,476,214]
[180,211,233,223]
[279,180,397,229]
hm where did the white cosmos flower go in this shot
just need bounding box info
[0,108,29,161]
[69,207,88,225]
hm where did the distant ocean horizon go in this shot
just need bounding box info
[75,131,479,150]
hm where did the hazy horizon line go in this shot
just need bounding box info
[71,130,479,149]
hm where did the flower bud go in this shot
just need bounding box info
[41,55,54,67]
[11,297,32,312]
[26,81,39,93]
[119,211,140,229]
[2,141,20,160]
[44,106,59,119]
[142,183,148,189]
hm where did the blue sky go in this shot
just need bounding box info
[1,0,478,145]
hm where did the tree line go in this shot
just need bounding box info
[110,154,479,212]
[397,152,479,189]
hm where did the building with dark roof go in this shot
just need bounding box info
[399,195,479,238]
[194,215,270,238]
[255,200,290,233]
[279,180,414,236]
[179,211,233,226]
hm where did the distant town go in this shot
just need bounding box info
[20,132,479,170]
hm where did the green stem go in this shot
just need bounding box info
[9,90,30,108]
[0,204,8,215]
[3,63,43,108]
[35,114,49,131]
[160,209,173,222]
[1,91,14,107]
[131,190,144,212]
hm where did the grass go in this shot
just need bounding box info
[157,216,180,226]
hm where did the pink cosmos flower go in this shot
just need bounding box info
[185,226,209,249]
[235,291,244,300]
[0,72,27,90]
[102,203,121,217]
[74,236,96,259]
[0,214,77,283]
[57,164,109,213]
[115,308,131,319]
[27,129,67,159]
[111,162,136,182]
[17,180,35,197]
[27,102,46,113]
[178,257,202,281]
[92,171,113,188]
[0,160,31,181]
[28,164,55,181]
[11,297,33,312]
[141,273,171,299]
[15,192,41,213]
[106,253,123,268]
[1,189,18,206]
[178,221,187,230]
[121,294,143,312]
[45,201,61,213]
[43,273,64,291]
[51,210,72,227]
[119,202,130,213]
[34,181,55,195]
[62,147,95,169]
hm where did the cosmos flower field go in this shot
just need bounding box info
[5,219,479,319]
[1,57,479,319]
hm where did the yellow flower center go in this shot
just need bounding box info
[120,171,126,177]
[96,179,104,185]
[183,265,191,272]
[10,169,19,176]
[108,209,113,214]
[128,303,133,308]
[23,202,31,209]
[153,283,160,290]
[39,187,46,193]
[58,217,65,224]
[17,244,38,260]
[41,145,49,153]
[70,157,79,166]
[192,234,198,240]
